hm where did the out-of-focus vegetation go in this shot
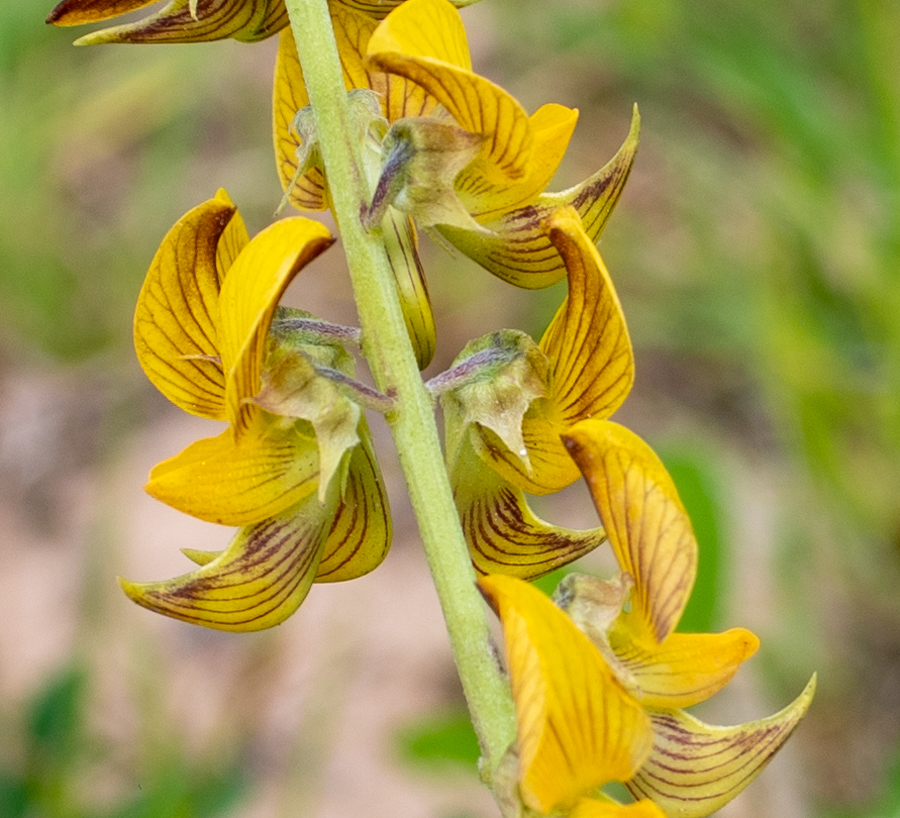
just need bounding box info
[2,0,899,816]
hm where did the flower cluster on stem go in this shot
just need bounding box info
[49,0,815,808]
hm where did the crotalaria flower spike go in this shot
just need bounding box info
[121,190,391,630]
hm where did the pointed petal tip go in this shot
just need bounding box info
[181,547,221,566]
[627,672,817,818]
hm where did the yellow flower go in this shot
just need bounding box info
[480,573,815,818]
[436,207,633,578]
[121,190,391,631]
[273,0,638,367]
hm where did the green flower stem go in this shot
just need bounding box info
[284,0,515,778]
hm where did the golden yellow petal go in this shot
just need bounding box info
[541,208,634,425]
[453,437,605,579]
[336,0,479,20]
[366,0,532,183]
[315,428,392,582]
[47,0,156,25]
[134,195,238,421]
[609,627,760,710]
[563,420,697,644]
[274,10,438,212]
[213,189,250,278]
[218,217,334,434]
[145,419,319,527]
[273,29,328,211]
[437,108,638,289]
[550,105,640,243]
[437,215,570,290]
[73,0,266,44]
[570,797,667,818]
[456,103,579,221]
[479,574,654,814]
[382,210,436,369]
[119,491,339,632]
[334,0,407,20]
[626,675,817,818]
[331,5,439,122]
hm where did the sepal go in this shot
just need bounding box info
[437,330,549,472]
[256,349,361,501]
[363,117,485,232]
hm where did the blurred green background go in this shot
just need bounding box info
[1,0,899,816]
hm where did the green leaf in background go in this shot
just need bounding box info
[101,759,246,818]
[396,710,481,771]
[27,665,85,771]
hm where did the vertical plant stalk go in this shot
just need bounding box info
[283,0,516,777]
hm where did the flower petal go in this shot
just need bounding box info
[437,108,639,289]
[455,103,579,221]
[609,627,760,710]
[541,207,634,425]
[134,191,240,421]
[563,420,697,643]
[47,0,157,25]
[479,574,654,814]
[119,490,339,632]
[315,427,392,582]
[381,210,436,369]
[331,5,439,122]
[234,0,287,42]
[544,105,640,245]
[454,437,605,579]
[626,675,817,818]
[218,216,334,434]
[273,30,328,211]
[366,0,532,183]
[570,797,666,818]
[145,417,319,526]
[73,0,267,44]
